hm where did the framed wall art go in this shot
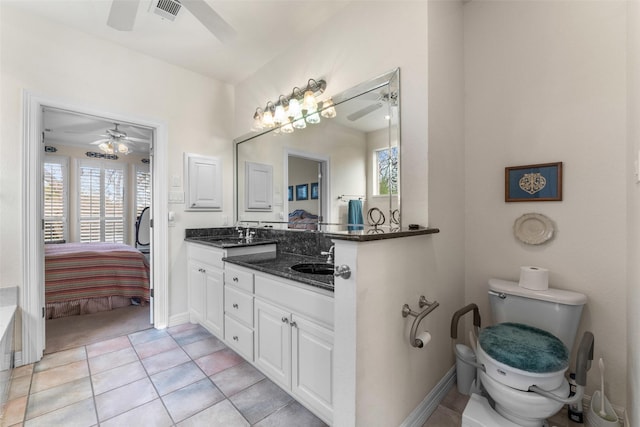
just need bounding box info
[296,184,308,200]
[288,186,293,201]
[310,182,318,200]
[505,162,562,202]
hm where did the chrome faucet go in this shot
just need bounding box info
[246,229,256,243]
[235,226,244,240]
[321,245,335,264]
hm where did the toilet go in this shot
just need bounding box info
[462,278,587,427]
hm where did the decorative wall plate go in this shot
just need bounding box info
[513,213,555,245]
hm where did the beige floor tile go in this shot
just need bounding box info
[149,361,206,396]
[91,360,147,395]
[195,348,244,376]
[26,377,93,420]
[162,378,225,423]
[23,397,96,427]
[423,405,462,427]
[7,375,31,400]
[182,336,227,360]
[440,386,471,414]
[133,335,179,359]
[89,346,139,374]
[140,347,190,376]
[1,395,27,426]
[177,399,249,427]
[95,377,158,421]
[30,359,89,393]
[34,347,86,372]
[86,335,132,358]
[11,364,34,379]
[100,398,173,427]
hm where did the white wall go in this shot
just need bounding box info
[0,6,233,339]
[236,1,465,424]
[464,0,628,407]
[627,0,640,424]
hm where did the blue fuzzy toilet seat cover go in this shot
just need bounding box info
[478,322,569,374]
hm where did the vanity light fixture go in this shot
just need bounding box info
[252,78,336,133]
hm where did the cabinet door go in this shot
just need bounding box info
[292,315,334,423]
[254,299,291,389]
[185,153,222,210]
[203,267,224,338]
[245,161,273,210]
[187,260,205,323]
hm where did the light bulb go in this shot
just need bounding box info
[262,109,275,128]
[303,89,317,111]
[252,109,264,131]
[118,142,130,154]
[288,98,301,119]
[305,105,321,124]
[320,98,337,118]
[273,104,286,125]
[281,119,294,134]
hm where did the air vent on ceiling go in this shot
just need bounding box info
[150,0,182,21]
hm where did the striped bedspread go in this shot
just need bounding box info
[45,243,150,303]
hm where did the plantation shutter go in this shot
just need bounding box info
[43,157,68,243]
[79,161,126,243]
[135,167,151,218]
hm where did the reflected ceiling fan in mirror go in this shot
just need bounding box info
[347,91,398,122]
[107,0,236,43]
[92,123,144,155]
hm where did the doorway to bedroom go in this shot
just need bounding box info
[41,106,155,352]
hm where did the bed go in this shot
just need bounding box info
[45,242,150,319]
[288,209,319,230]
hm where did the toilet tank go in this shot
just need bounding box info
[488,278,587,350]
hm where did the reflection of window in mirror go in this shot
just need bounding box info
[373,146,398,196]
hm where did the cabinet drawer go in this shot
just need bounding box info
[187,243,224,269]
[255,275,334,328]
[224,286,253,326]
[225,265,254,293]
[225,315,254,361]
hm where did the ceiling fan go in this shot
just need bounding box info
[346,91,398,122]
[91,123,147,155]
[107,0,236,43]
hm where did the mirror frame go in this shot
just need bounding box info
[233,67,401,231]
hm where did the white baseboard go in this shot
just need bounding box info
[167,312,190,328]
[13,351,22,367]
[400,366,457,427]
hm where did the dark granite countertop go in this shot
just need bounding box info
[223,252,334,292]
[185,235,278,249]
[324,226,440,241]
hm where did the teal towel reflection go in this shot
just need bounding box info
[348,199,364,231]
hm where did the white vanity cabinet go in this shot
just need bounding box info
[187,243,224,337]
[223,264,255,361]
[253,274,334,424]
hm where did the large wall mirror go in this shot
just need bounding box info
[234,68,400,232]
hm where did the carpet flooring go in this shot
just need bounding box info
[45,305,152,354]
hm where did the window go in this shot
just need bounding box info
[43,156,68,243]
[135,165,151,219]
[373,146,398,196]
[78,160,126,243]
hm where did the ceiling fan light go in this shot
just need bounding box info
[320,98,337,119]
[99,141,114,154]
[117,142,131,154]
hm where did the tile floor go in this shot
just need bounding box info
[2,322,328,427]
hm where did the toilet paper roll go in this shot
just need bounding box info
[416,331,432,348]
[519,266,549,291]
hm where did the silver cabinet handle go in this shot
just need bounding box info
[232,277,239,282]
[334,265,351,279]
[233,336,239,341]
[281,317,289,324]
[232,303,239,309]
[290,321,297,328]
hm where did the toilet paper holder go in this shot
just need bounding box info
[402,296,439,348]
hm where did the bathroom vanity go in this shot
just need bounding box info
[185,226,438,425]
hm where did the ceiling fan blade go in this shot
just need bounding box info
[124,136,150,143]
[107,0,140,31]
[347,103,383,122]
[180,0,236,43]
[90,140,109,146]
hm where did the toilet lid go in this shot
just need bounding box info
[478,322,569,374]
